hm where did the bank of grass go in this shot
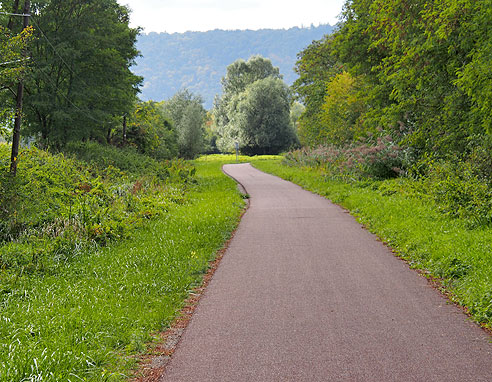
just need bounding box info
[253,159,492,328]
[0,153,251,381]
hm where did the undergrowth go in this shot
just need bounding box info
[0,147,246,381]
[0,144,195,275]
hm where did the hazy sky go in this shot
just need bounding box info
[118,0,346,34]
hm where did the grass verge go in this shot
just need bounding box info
[0,155,245,381]
[252,159,492,328]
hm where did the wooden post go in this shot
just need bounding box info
[10,0,30,176]
[122,114,127,144]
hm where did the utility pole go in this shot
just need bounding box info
[10,0,30,176]
[7,0,20,30]
[122,114,127,144]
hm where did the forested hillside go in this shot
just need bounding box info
[134,25,334,108]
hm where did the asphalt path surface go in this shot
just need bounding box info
[160,163,492,381]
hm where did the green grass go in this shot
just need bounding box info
[253,160,492,327]
[0,155,246,381]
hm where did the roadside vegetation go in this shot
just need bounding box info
[253,154,492,329]
[254,0,492,328]
[0,146,247,381]
[2,0,492,379]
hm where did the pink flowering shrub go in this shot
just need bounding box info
[284,135,407,180]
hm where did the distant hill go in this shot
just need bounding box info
[133,25,334,109]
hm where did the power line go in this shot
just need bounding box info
[0,12,31,17]
[29,15,103,103]
[0,58,30,66]
[30,16,75,80]
[29,59,104,125]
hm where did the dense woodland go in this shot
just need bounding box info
[134,25,334,108]
[294,0,492,158]
[288,0,492,227]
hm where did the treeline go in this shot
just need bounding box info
[1,0,140,147]
[0,0,210,163]
[290,0,492,226]
[295,0,492,159]
[134,25,334,108]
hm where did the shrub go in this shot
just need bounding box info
[0,143,195,273]
[283,135,407,181]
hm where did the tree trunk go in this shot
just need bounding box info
[10,0,30,176]
[7,0,20,30]
[122,114,127,144]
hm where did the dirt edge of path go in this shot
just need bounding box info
[130,166,249,382]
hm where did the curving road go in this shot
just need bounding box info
[160,163,492,381]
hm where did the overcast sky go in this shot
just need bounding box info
[118,0,346,34]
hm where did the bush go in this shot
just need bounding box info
[283,135,407,181]
[417,158,492,227]
[0,143,195,273]
[63,141,170,178]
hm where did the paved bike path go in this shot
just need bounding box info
[160,163,492,381]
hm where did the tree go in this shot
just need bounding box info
[0,25,32,94]
[320,71,368,145]
[162,89,206,159]
[234,77,298,155]
[19,0,142,147]
[178,102,206,159]
[220,55,282,97]
[0,0,34,141]
[123,100,177,160]
[290,102,305,132]
[214,55,297,153]
[292,36,342,146]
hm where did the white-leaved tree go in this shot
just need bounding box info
[213,55,298,154]
[162,89,206,159]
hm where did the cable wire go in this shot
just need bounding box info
[0,12,31,17]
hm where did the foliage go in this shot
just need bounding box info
[0,143,193,273]
[289,102,305,132]
[292,0,492,161]
[0,152,245,381]
[119,100,178,160]
[134,25,334,108]
[233,77,298,155]
[62,141,171,178]
[0,18,33,139]
[214,56,298,154]
[9,0,142,146]
[292,35,343,146]
[253,159,492,327]
[320,71,368,144]
[284,135,407,181]
[162,89,206,159]
[417,159,492,227]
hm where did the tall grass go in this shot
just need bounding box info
[0,151,245,381]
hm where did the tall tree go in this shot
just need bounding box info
[162,89,206,159]
[214,55,297,153]
[234,77,298,155]
[20,0,142,147]
[292,36,342,146]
